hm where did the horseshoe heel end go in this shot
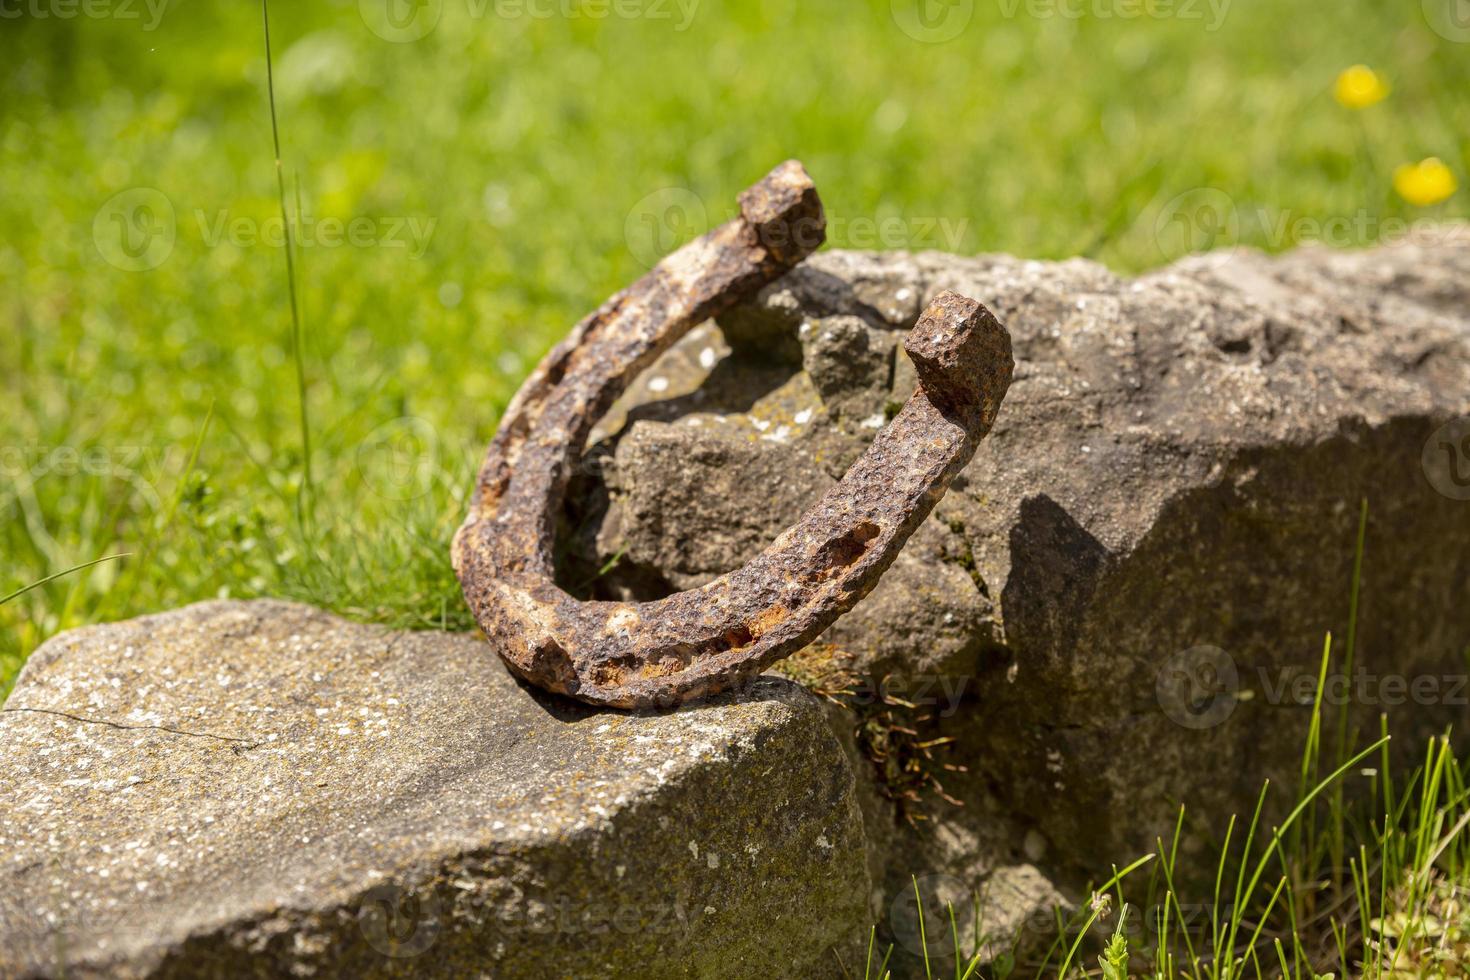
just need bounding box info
[905,290,1015,430]
[737,159,826,265]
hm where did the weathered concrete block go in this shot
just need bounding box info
[0,601,868,978]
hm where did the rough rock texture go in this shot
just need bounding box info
[567,238,1470,947]
[0,600,868,979]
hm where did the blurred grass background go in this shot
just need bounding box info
[3,0,1467,696]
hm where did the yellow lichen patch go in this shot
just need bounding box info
[636,656,690,679]
[747,604,789,640]
[590,656,639,687]
[743,373,823,440]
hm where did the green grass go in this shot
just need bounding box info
[2,2,1467,695]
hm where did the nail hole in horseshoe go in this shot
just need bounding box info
[812,520,881,579]
[591,621,765,686]
[668,625,756,661]
[527,637,578,690]
[543,351,569,387]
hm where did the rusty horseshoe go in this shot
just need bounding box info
[453,161,1014,709]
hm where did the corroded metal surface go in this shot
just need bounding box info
[454,161,1014,708]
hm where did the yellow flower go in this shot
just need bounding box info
[1333,65,1389,109]
[1394,158,1459,207]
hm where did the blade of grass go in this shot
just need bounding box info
[1033,907,1070,979]
[949,901,962,974]
[1,553,131,607]
[1239,875,1287,975]
[261,0,312,535]
[876,938,894,980]
[1271,935,1289,977]
[1211,811,1236,973]
[1330,498,1369,884]
[1223,781,1273,979]
[1265,840,1305,976]
[1294,633,1332,878]
[914,876,933,980]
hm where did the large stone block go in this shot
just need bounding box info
[574,239,1470,905]
[0,601,868,978]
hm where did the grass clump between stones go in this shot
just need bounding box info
[845,725,1469,979]
[776,642,969,822]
